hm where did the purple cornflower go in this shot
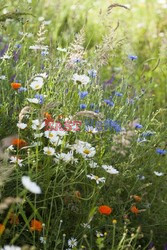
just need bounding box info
[115,92,123,97]
[79,91,88,99]
[80,104,87,109]
[35,94,44,104]
[128,55,138,61]
[156,149,166,155]
[104,119,121,132]
[135,123,143,129]
[104,99,114,107]
[88,69,97,78]
[94,110,99,113]
[18,87,27,93]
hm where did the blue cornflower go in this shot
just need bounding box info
[41,51,49,56]
[35,94,44,104]
[80,104,87,109]
[156,148,166,155]
[135,123,143,129]
[104,119,121,132]
[79,91,88,99]
[128,55,138,61]
[115,92,123,97]
[15,44,22,49]
[94,110,99,113]
[18,87,27,93]
[104,99,114,107]
[88,69,97,78]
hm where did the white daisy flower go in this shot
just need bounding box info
[0,75,6,80]
[44,130,66,140]
[30,76,44,90]
[86,174,106,184]
[10,156,23,167]
[0,55,11,60]
[85,125,98,134]
[34,132,43,138]
[21,176,41,194]
[17,123,27,129]
[43,146,55,156]
[154,171,164,176]
[27,98,40,104]
[68,237,77,248]
[2,246,21,250]
[89,161,99,168]
[32,119,45,130]
[40,236,46,244]
[55,151,78,163]
[50,137,62,146]
[72,73,90,85]
[6,145,15,151]
[102,165,119,174]
[73,140,96,158]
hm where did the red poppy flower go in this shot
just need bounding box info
[30,219,43,232]
[98,205,112,215]
[11,138,27,148]
[11,82,22,90]
[0,224,5,235]
[130,205,139,215]
[133,195,142,202]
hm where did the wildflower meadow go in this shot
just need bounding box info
[0,0,167,249]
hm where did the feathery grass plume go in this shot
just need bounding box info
[107,3,130,14]
[19,106,31,123]
[37,22,47,44]
[0,135,18,161]
[0,197,22,214]
[0,163,14,187]
[40,101,61,119]
[94,23,120,69]
[66,28,85,68]
[111,121,136,156]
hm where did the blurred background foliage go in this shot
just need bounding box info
[0,0,166,108]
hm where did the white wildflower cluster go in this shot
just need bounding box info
[72,73,90,86]
[21,176,41,194]
[72,140,96,158]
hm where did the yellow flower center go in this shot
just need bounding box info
[95,176,99,180]
[47,150,52,155]
[83,149,90,155]
[49,133,54,138]
[35,84,40,89]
